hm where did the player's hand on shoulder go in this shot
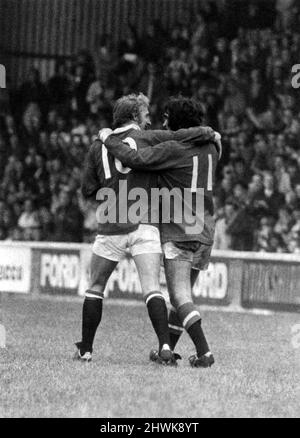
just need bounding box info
[214,131,221,142]
[98,128,112,143]
[213,131,222,159]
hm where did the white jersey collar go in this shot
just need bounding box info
[113,123,141,134]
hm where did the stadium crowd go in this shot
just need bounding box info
[1,0,300,253]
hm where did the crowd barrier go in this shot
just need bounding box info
[0,242,300,313]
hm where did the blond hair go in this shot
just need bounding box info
[112,93,149,128]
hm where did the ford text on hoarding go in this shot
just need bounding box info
[40,250,80,294]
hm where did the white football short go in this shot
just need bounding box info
[92,224,162,262]
[162,241,212,271]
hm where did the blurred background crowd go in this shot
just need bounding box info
[0,0,300,253]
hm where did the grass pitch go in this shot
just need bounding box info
[0,294,299,418]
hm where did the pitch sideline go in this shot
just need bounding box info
[0,292,275,316]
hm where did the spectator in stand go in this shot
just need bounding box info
[213,200,253,251]
[165,59,189,96]
[251,134,272,174]
[0,200,9,235]
[254,216,276,252]
[285,190,298,212]
[247,69,268,114]
[212,37,231,73]
[274,206,293,245]
[34,153,49,184]
[288,161,300,189]
[18,198,40,239]
[245,174,268,227]
[17,67,49,117]
[289,208,300,239]
[140,21,165,63]
[215,164,235,206]
[20,103,42,151]
[0,133,8,176]
[229,182,248,206]
[232,158,252,185]
[273,155,292,194]
[255,172,285,219]
[294,184,300,207]
[225,191,255,251]
[213,206,231,250]
[47,60,72,109]
[2,155,23,189]
[268,233,287,253]
[223,79,247,118]
[276,0,296,30]
[93,34,117,85]
[288,235,300,253]
[135,62,166,107]
[70,64,93,117]
[86,70,103,115]
[52,189,83,242]
[38,206,53,241]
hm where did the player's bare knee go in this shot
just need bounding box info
[141,284,161,297]
[169,294,178,309]
[89,282,105,294]
[170,290,192,309]
[169,292,181,309]
[89,271,107,291]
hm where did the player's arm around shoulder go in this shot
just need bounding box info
[174,126,215,143]
[136,127,216,149]
[101,132,140,167]
[138,129,177,146]
[175,127,222,160]
[100,128,182,171]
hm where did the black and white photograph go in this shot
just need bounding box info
[0,0,300,420]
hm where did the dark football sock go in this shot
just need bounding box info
[177,301,210,357]
[168,308,184,351]
[81,290,104,354]
[187,320,210,357]
[145,291,170,351]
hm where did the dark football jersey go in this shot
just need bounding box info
[82,124,216,235]
[104,132,220,244]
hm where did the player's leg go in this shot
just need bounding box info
[164,241,196,351]
[187,244,214,367]
[163,242,214,367]
[133,253,171,352]
[76,253,117,356]
[164,258,212,360]
[75,235,122,361]
[191,268,200,287]
[130,225,173,363]
[167,267,199,351]
[166,243,213,354]
[189,266,214,367]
